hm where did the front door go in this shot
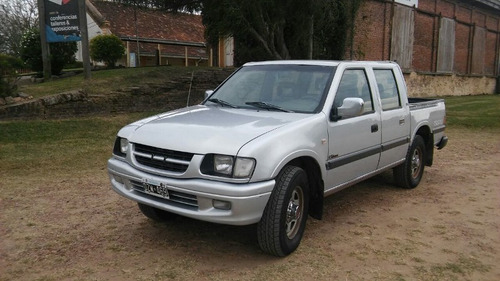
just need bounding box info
[325,69,382,191]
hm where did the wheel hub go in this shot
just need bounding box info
[411,148,422,178]
[285,187,303,239]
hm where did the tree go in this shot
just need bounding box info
[0,0,38,57]
[89,34,125,68]
[203,0,362,62]
[97,0,362,62]
[20,28,77,75]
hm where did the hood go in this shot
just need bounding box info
[125,105,309,155]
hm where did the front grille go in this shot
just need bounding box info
[133,143,193,173]
[131,180,198,209]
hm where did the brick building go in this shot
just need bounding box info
[346,0,500,96]
[77,0,209,67]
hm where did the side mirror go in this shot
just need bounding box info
[204,90,214,100]
[331,97,364,121]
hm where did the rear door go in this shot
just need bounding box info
[374,67,410,168]
[325,68,382,191]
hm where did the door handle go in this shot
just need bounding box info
[371,124,379,133]
[399,118,405,125]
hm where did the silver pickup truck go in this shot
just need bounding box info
[108,60,447,256]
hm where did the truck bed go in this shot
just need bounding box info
[408,97,445,110]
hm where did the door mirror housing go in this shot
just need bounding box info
[204,90,214,100]
[330,97,364,121]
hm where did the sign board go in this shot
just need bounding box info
[395,0,418,8]
[45,0,81,42]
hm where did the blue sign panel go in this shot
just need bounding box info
[45,0,81,42]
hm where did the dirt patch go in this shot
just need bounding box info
[1,128,499,281]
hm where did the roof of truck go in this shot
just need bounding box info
[243,60,400,67]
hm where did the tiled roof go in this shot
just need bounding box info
[90,1,206,44]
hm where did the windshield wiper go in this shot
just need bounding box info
[245,101,294,113]
[208,98,238,108]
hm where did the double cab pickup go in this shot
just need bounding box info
[108,61,447,256]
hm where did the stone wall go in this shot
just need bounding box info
[404,72,497,97]
[0,68,234,120]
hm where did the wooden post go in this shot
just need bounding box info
[157,43,161,65]
[126,41,130,67]
[38,0,51,80]
[209,48,213,67]
[79,0,91,79]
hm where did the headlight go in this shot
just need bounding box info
[201,154,256,179]
[120,138,129,154]
[113,137,128,158]
[214,155,234,175]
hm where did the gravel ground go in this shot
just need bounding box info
[1,127,499,281]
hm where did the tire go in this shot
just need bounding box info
[257,166,310,257]
[137,203,176,221]
[394,135,426,189]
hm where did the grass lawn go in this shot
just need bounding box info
[444,95,500,129]
[0,113,152,178]
[18,66,210,99]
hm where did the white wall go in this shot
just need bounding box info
[75,13,103,63]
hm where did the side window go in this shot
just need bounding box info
[374,69,402,111]
[334,69,374,114]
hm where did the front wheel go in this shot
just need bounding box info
[394,135,426,189]
[257,166,310,256]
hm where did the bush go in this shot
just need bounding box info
[0,54,23,98]
[20,28,77,76]
[65,61,84,69]
[90,35,125,68]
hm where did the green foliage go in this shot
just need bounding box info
[20,28,77,76]
[0,54,23,97]
[202,0,362,63]
[89,34,125,68]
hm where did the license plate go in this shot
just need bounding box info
[142,179,170,199]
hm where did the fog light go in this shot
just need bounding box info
[113,174,124,184]
[213,200,231,210]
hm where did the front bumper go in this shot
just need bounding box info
[107,158,274,225]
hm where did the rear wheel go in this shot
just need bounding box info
[257,166,310,256]
[138,203,176,221]
[394,135,426,189]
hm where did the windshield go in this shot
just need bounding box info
[205,64,336,113]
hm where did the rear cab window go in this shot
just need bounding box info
[373,69,402,111]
